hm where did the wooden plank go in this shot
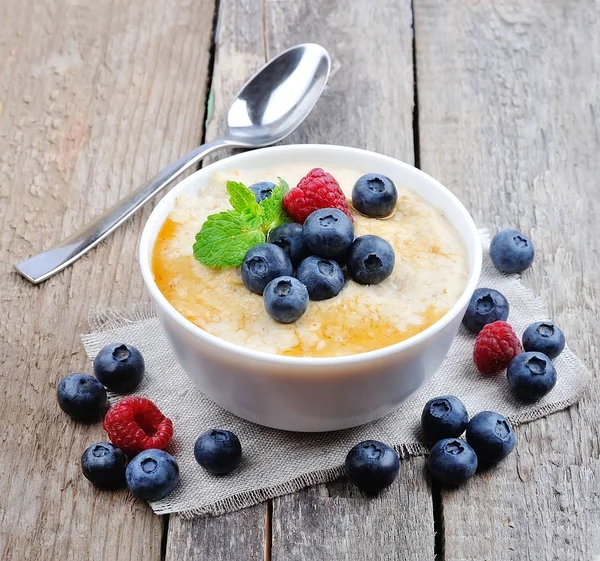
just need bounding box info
[0,0,214,559]
[265,2,435,560]
[272,465,434,561]
[165,508,267,561]
[202,0,267,166]
[266,0,415,155]
[415,0,600,559]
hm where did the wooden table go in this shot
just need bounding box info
[1,1,598,559]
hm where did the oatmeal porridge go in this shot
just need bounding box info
[152,165,469,357]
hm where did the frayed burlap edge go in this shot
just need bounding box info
[173,442,427,519]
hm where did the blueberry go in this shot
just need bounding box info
[249,181,275,203]
[263,276,309,323]
[296,256,345,301]
[126,449,179,501]
[522,321,565,359]
[56,373,108,422]
[351,173,398,217]
[347,235,395,285]
[267,222,309,267]
[345,440,400,493]
[466,411,516,465]
[421,396,469,444]
[241,243,293,295]
[507,352,557,401]
[81,442,126,489]
[194,429,243,475]
[462,287,509,334]
[93,343,145,393]
[302,208,355,259]
[490,229,535,273]
[428,438,478,486]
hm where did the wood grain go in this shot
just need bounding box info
[165,507,267,561]
[415,0,600,558]
[272,465,434,561]
[265,0,415,157]
[202,0,267,165]
[0,0,214,559]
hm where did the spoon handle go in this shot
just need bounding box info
[15,138,233,284]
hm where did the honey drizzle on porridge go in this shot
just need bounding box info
[281,305,445,357]
[151,166,468,357]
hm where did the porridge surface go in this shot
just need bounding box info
[152,165,469,357]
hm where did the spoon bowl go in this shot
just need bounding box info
[227,44,331,146]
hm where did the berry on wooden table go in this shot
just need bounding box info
[57,373,108,422]
[507,351,557,400]
[466,411,516,465]
[522,321,565,359]
[283,168,352,224]
[194,429,243,475]
[351,173,398,217]
[462,287,509,334]
[427,438,478,486]
[345,440,400,493]
[241,243,293,295]
[103,396,173,456]
[93,343,145,393]
[81,442,126,489]
[473,321,522,374]
[126,449,179,501]
[490,229,535,273]
[421,395,469,444]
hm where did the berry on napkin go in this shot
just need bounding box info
[103,396,173,455]
[473,321,522,374]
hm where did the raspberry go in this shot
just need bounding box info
[473,321,522,374]
[283,168,352,224]
[103,396,173,455]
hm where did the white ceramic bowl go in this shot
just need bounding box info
[139,145,481,432]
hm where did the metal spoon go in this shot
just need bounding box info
[15,43,331,284]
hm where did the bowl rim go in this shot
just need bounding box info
[139,144,482,367]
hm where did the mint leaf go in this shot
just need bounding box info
[277,176,290,194]
[239,207,263,230]
[193,210,265,268]
[193,177,292,268]
[226,181,260,215]
[259,179,291,233]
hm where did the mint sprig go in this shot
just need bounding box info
[193,178,291,268]
[226,181,260,215]
[261,178,290,232]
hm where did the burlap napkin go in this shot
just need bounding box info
[81,230,590,518]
